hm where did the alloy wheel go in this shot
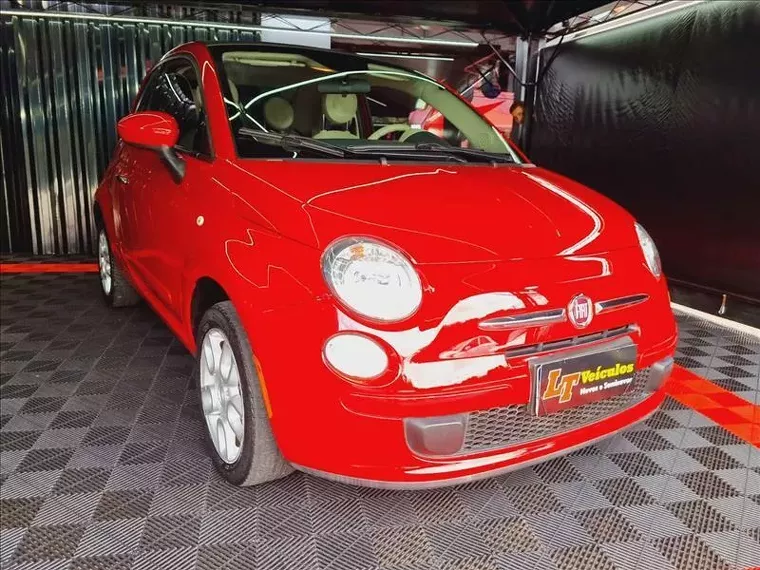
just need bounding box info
[200,328,245,464]
[98,230,112,295]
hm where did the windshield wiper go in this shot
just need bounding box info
[237,129,506,165]
[238,129,346,158]
[414,142,515,164]
[347,142,514,164]
[343,143,467,164]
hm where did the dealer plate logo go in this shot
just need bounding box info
[533,343,638,416]
[568,294,593,329]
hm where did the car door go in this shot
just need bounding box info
[126,56,214,319]
[111,66,163,266]
[114,66,163,287]
[110,140,144,257]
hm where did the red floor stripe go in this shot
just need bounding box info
[665,366,760,447]
[0,263,98,274]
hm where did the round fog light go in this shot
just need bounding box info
[324,333,389,381]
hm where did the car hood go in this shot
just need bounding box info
[229,161,638,264]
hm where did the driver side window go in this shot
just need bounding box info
[137,58,210,156]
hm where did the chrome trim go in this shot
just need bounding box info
[527,335,634,368]
[479,308,566,331]
[291,404,659,490]
[502,324,635,359]
[595,294,649,315]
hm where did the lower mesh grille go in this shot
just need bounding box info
[462,367,652,454]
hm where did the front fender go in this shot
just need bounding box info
[180,223,325,354]
[94,146,127,263]
[94,174,116,240]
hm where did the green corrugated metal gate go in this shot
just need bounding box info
[0,7,259,254]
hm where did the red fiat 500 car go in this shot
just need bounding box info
[94,42,677,488]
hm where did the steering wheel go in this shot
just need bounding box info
[368,123,417,140]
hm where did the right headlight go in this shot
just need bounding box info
[635,223,662,278]
[321,237,422,323]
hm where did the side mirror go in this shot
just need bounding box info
[117,112,185,183]
[118,111,179,148]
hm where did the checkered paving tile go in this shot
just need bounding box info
[1,273,758,569]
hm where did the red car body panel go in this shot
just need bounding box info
[95,42,677,487]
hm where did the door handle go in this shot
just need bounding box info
[116,175,129,184]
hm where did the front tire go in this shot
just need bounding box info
[98,228,140,307]
[196,301,293,486]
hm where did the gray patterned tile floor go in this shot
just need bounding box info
[1,272,759,569]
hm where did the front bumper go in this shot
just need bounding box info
[290,356,672,489]
[234,245,677,487]
[404,355,674,459]
[293,403,663,490]
[244,285,677,488]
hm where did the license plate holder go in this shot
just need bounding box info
[530,339,637,416]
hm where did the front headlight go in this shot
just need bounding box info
[322,237,422,322]
[635,223,662,278]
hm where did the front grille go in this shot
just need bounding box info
[461,367,652,454]
[501,324,635,359]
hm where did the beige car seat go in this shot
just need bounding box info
[227,78,240,107]
[313,93,359,139]
[191,85,203,110]
[291,87,320,136]
[263,97,294,131]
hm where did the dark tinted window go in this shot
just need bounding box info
[137,58,210,155]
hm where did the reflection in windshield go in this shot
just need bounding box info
[213,47,522,163]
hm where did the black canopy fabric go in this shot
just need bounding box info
[223,1,608,35]
[531,0,760,300]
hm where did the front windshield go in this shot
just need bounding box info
[211,46,522,163]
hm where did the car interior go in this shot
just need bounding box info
[137,60,210,155]
[219,50,512,159]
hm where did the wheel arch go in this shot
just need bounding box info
[94,202,104,230]
[92,190,117,245]
[190,277,231,340]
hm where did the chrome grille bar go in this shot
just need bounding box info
[502,324,636,359]
[478,308,567,331]
[595,294,649,315]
